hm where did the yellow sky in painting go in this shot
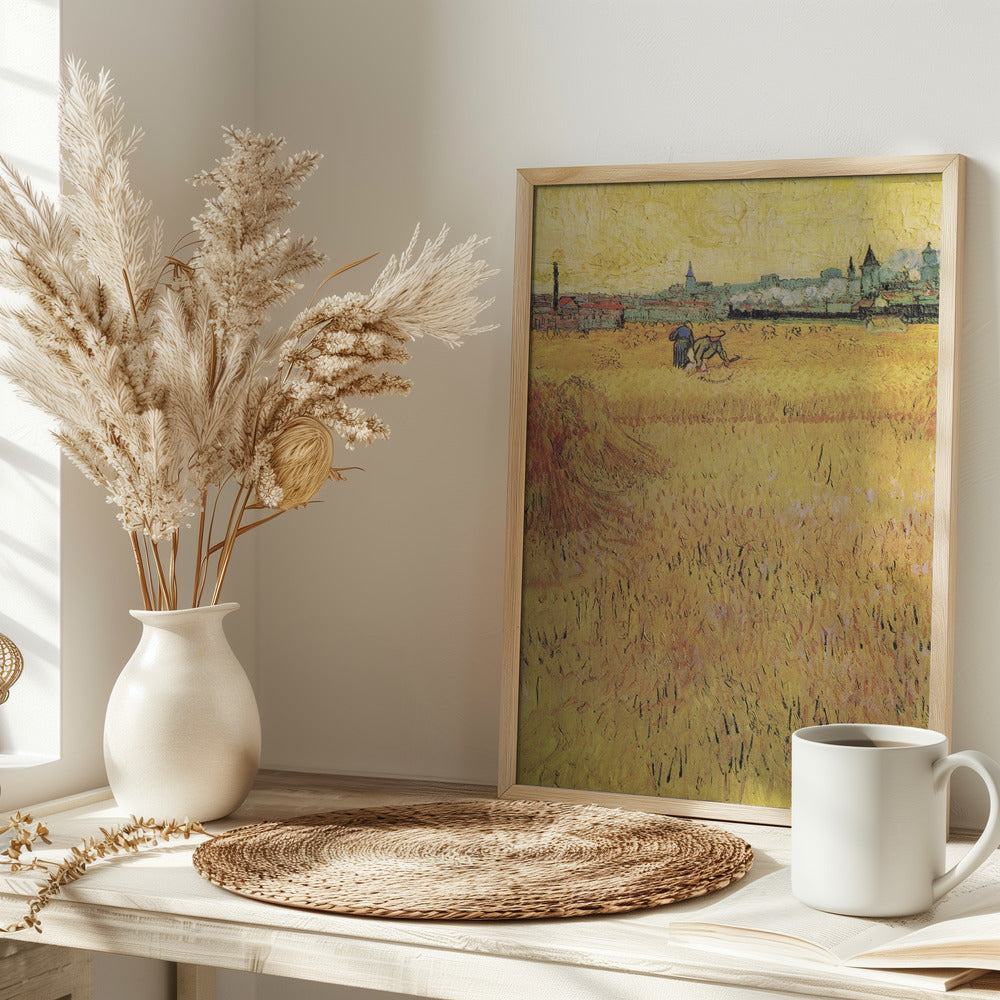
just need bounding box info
[531,174,942,294]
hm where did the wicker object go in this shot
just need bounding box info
[192,799,753,920]
[0,634,23,705]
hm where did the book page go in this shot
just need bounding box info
[853,913,1000,968]
[672,848,1000,966]
[670,869,906,962]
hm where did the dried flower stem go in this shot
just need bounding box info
[211,486,251,606]
[204,508,288,557]
[192,496,208,608]
[122,267,140,326]
[0,812,209,934]
[308,251,379,307]
[168,530,179,610]
[196,485,229,607]
[149,538,170,612]
[129,531,153,611]
[141,535,156,606]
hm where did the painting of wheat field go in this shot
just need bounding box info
[505,159,962,817]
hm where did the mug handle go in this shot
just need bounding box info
[932,750,1000,902]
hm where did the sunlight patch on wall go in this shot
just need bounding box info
[0,0,60,763]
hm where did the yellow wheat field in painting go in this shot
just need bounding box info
[516,319,938,809]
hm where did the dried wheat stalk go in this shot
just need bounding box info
[0,810,209,933]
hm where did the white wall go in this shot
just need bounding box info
[252,0,1000,831]
[253,0,509,783]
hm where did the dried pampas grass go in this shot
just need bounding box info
[0,59,495,610]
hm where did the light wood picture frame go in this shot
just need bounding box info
[500,155,964,824]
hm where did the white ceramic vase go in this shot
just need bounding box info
[103,602,261,822]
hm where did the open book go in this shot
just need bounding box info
[670,849,1000,992]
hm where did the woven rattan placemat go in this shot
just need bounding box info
[192,799,753,920]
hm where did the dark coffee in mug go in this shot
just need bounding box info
[824,738,915,748]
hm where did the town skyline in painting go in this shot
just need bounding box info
[531,239,941,333]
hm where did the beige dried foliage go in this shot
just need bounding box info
[0,809,209,934]
[266,416,335,510]
[0,60,496,610]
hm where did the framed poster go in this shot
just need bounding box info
[500,155,964,824]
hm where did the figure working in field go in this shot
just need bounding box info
[693,327,731,372]
[669,321,694,368]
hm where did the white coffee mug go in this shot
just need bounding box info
[791,724,1000,917]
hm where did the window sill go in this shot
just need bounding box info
[0,752,59,770]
